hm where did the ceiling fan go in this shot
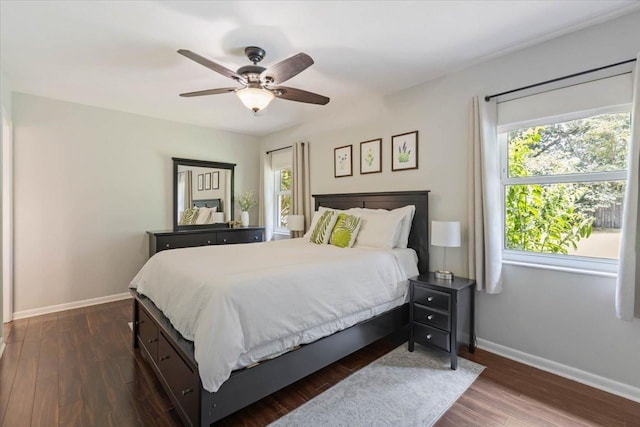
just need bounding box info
[178,46,330,113]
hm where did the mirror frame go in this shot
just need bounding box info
[173,157,236,231]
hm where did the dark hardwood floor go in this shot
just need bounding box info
[1,299,638,426]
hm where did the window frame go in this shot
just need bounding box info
[273,167,292,235]
[498,104,631,274]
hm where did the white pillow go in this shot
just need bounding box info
[348,205,415,248]
[194,207,210,225]
[353,211,405,250]
[393,205,416,249]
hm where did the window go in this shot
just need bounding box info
[273,167,291,234]
[500,110,630,269]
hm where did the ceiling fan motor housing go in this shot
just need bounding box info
[245,46,266,64]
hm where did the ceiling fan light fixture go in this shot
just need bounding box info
[236,87,275,113]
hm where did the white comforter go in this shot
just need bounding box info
[130,238,417,392]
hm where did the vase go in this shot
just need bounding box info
[240,211,249,227]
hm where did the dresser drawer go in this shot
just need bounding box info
[413,323,450,352]
[218,229,263,244]
[138,307,158,362]
[413,286,450,311]
[413,304,449,331]
[156,233,215,251]
[158,333,199,426]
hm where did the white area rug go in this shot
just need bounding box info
[270,344,484,427]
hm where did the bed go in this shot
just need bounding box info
[131,190,430,426]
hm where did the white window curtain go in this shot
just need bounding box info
[616,54,640,321]
[468,96,503,293]
[176,170,193,219]
[259,152,274,241]
[291,141,311,238]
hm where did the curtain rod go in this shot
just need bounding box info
[484,58,636,102]
[266,145,292,155]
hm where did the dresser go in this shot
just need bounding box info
[147,227,265,257]
[408,273,475,369]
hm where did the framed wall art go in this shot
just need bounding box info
[360,138,382,174]
[205,173,212,190]
[334,145,353,178]
[197,174,204,191]
[391,130,418,171]
[212,171,220,189]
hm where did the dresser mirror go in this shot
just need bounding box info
[173,157,236,231]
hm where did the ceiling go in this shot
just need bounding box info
[1,1,638,137]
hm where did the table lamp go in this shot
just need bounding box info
[288,215,305,237]
[431,221,461,280]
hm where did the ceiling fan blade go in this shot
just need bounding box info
[272,86,330,105]
[178,49,245,83]
[261,53,314,84]
[179,88,237,97]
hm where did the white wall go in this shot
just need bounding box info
[12,93,259,312]
[261,12,640,391]
[0,70,13,335]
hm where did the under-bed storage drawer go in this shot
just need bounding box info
[158,333,200,427]
[217,229,264,244]
[138,308,158,362]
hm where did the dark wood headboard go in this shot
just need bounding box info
[313,191,430,273]
[193,198,222,211]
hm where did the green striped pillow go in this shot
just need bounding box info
[330,213,362,248]
[178,208,199,225]
[309,210,338,244]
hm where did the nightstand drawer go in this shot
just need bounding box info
[413,286,450,311]
[413,304,449,331]
[413,323,450,352]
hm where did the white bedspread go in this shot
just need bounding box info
[130,238,418,392]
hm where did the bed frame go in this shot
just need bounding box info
[132,190,430,426]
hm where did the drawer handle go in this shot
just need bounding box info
[427,314,434,320]
[427,296,434,302]
[207,240,211,244]
[165,243,170,248]
[148,338,158,344]
[136,320,144,325]
[253,236,258,240]
[160,355,170,361]
[426,334,432,340]
[223,238,228,243]
[182,388,194,396]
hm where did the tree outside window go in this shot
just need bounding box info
[274,168,292,233]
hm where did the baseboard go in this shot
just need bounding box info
[477,338,640,403]
[12,292,132,320]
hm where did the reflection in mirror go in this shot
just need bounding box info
[173,158,235,231]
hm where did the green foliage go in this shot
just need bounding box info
[506,127,594,254]
[237,191,257,211]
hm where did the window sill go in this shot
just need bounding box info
[502,259,618,278]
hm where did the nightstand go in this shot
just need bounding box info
[408,273,476,369]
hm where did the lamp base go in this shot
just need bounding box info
[434,270,454,280]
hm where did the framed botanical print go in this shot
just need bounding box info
[360,138,382,174]
[197,174,204,191]
[212,171,220,189]
[391,130,418,171]
[205,173,212,190]
[334,145,353,178]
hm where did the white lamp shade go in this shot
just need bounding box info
[431,221,461,247]
[236,87,275,112]
[213,212,225,223]
[288,215,305,231]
